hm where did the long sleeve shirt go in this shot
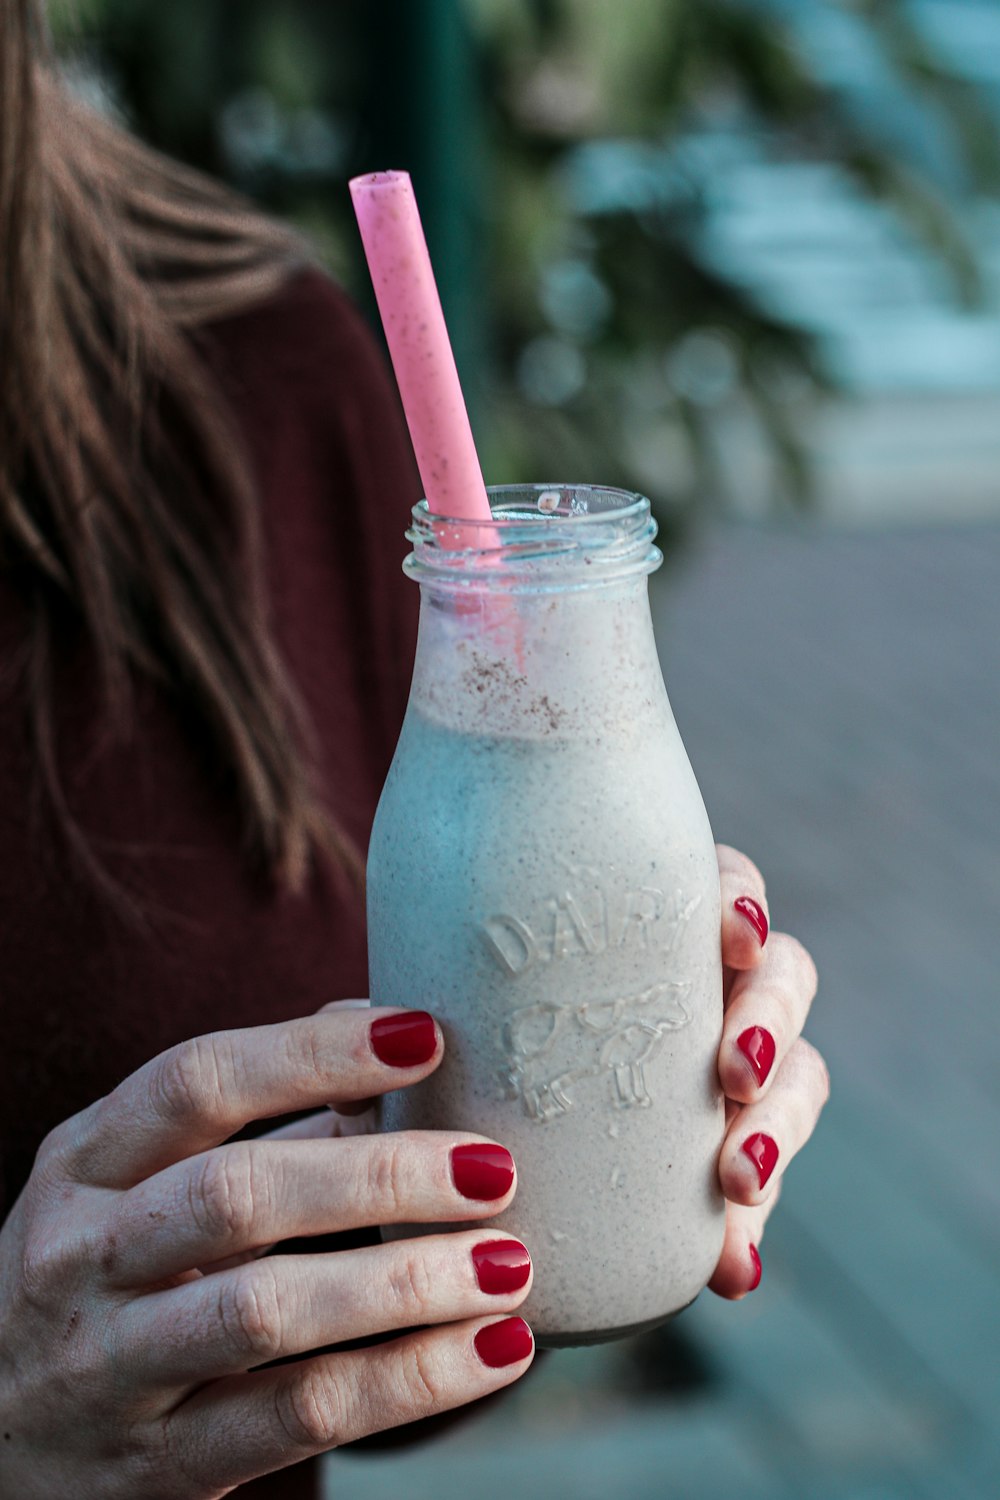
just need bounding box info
[0,267,422,1498]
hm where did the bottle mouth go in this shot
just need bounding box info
[405,484,662,593]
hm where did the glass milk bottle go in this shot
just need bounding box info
[368,485,724,1346]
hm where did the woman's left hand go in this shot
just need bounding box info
[709,843,830,1298]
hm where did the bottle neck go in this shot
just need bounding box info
[403,487,668,740]
[408,575,669,741]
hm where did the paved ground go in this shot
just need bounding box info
[326,519,1000,1500]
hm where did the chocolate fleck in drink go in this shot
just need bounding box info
[368,485,724,1346]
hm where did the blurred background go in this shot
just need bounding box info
[55,1,999,1496]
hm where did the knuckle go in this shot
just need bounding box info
[278,1365,349,1450]
[20,1230,76,1304]
[363,1140,408,1219]
[280,1020,330,1093]
[386,1249,436,1322]
[787,1039,831,1129]
[761,979,799,1038]
[92,1213,124,1281]
[778,933,819,998]
[44,1094,126,1193]
[219,1263,285,1364]
[34,1117,75,1175]
[20,1235,55,1302]
[151,1037,220,1125]
[750,934,818,1035]
[22,1146,72,1221]
[397,1342,442,1414]
[188,1146,259,1245]
[28,1111,104,1201]
[717,843,766,894]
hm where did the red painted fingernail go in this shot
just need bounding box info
[474,1316,534,1368]
[734,896,768,946]
[369,1011,437,1068]
[452,1143,515,1201]
[472,1239,531,1295]
[737,1026,776,1088]
[748,1244,762,1292]
[742,1132,779,1189]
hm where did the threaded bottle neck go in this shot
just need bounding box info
[405,485,661,596]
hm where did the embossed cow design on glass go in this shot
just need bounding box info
[502,981,693,1122]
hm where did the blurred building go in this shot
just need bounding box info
[705,0,1000,522]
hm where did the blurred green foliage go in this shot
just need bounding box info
[53,0,995,533]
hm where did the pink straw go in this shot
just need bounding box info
[349,171,492,523]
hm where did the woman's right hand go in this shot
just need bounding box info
[0,1006,534,1498]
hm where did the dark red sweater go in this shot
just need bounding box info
[0,269,421,1497]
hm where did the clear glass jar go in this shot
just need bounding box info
[368,485,724,1346]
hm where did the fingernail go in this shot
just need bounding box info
[474,1316,534,1368]
[451,1143,515,1201]
[737,1026,776,1088]
[742,1132,779,1189]
[370,1011,437,1068]
[748,1244,762,1292]
[734,896,768,946]
[472,1239,531,1295]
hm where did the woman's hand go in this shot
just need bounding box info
[0,1007,533,1498]
[709,843,830,1298]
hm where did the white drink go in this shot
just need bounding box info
[368,487,725,1345]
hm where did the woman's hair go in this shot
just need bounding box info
[1,1,359,910]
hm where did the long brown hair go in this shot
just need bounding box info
[1,1,358,909]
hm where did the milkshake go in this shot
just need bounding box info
[368,486,725,1346]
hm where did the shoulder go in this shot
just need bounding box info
[189,262,420,531]
[192,264,396,427]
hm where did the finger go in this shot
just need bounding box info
[166,1315,534,1489]
[104,1134,518,1287]
[123,1231,533,1383]
[189,1112,356,1278]
[318,1000,373,1113]
[718,1039,830,1207]
[717,844,770,971]
[51,1007,442,1191]
[719,933,818,1103]
[708,1184,782,1299]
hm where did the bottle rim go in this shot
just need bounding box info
[405,484,662,594]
